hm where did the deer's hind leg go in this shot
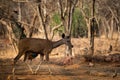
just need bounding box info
[40,53,44,61]
[13,51,25,78]
[23,53,28,62]
[14,50,25,65]
[45,53,53,74]
[45,53,49,61]
[13,51,25,68]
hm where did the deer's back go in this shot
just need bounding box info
[18,38,53,53]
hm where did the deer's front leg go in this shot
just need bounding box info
[34,53,44,74]
[45,53,53,74]
[40,53,44,61]
[45,53,49,61]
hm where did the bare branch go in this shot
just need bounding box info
[18,21,33,27]
[58,0,64,19]
[52,22,63,32]
[29,13,37,37]
[38,1,48,39]
[68,0,78,35]
[50,22,63,40]
[108,6,119,24]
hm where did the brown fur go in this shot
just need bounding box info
[14,34,73,64]
[14,38,52,64]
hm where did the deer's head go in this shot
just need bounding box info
[62,33,73,48]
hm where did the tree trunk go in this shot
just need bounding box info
[37,1,48,39]
[58,0,78,57]
[90,18,95,56]
[89,0,95,56]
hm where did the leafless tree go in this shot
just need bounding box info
[58,0,78,56]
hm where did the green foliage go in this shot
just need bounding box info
[52,13,64,34]
[72,8,88,38]
[52,13,61,25]
[51,9,88,37]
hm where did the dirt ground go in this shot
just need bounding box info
[0,38,120,80]
[0,56,120,80]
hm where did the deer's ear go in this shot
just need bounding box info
[62,33,65,38]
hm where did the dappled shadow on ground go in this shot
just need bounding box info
[0,55,120,80]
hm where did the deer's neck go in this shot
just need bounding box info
[52,39,64,49]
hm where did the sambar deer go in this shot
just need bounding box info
[13,33,73,74]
